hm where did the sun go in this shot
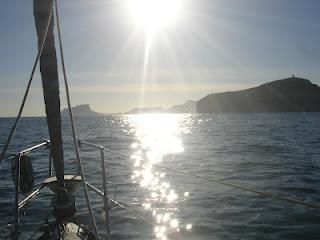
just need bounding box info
[128,0,182,35]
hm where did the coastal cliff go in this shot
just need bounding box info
[197,77,320,113]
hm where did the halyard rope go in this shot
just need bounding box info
[54,1,101,239]
[0,1,54,164]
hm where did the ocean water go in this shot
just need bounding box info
[0,113,320,240]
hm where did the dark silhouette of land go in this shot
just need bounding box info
[197,77,320,113]
[125,101,197,114]
[168,100,197,113]
[64,77,320,115]
[126,106,166,114]
[61,104,104,116]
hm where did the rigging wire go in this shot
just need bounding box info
[86,182,155,226]
[86,182,179,240]
[101,147,320,209]
[0,1,54,165]
[54,0,101,239]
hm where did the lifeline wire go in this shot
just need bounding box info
[86,182,155,226]
[54,1,101,239]
[101,147,320,209]
[0,1,54,164]
[86,182,179,240]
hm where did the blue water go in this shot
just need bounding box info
[1,113,320,239]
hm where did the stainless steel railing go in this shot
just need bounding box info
[12,140,50,239]
[10,139,113,239]
[78,140,111,239]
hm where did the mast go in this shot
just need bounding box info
[34,0,64,187]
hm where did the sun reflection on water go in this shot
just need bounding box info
[128,113,192,239]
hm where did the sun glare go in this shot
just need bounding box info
[128,0,182,35]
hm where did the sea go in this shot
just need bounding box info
[0,113,320,240]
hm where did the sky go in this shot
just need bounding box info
[1,0,320,116]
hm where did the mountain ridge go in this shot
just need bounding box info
[197,77,320,113]
[61,77,320,115]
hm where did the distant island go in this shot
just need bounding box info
[169,100,197,113]
[126,107,166,114]
[197,76,320,113]
[125,100,197,114]
[61,104,104,117]
[62,77,320,115]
